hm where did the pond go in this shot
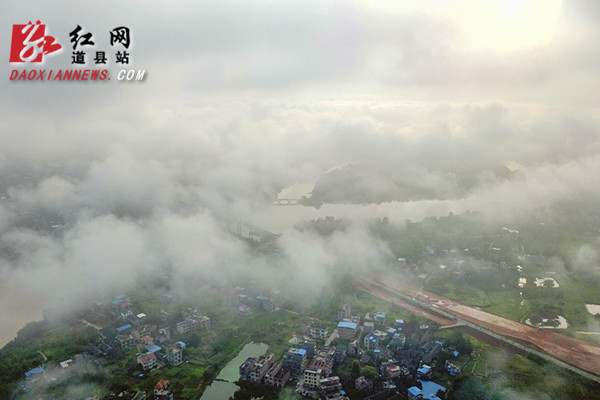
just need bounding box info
[200,342,268,400]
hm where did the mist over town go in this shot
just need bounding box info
[2,1,600,399]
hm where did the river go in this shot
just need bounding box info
[199,342,268,400]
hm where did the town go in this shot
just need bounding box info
[12,277,479,400]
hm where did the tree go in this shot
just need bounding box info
[360,366,378,382]
[351,360,361,379]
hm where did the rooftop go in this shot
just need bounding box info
[418,366,432,375]
[337,321,357,329]
[408,386,421,396]
[138,353,157,363]
[155,380,170,390]
[116,324,132,332]
[146,344,162,353]
[24,367,44,377]
[419,380,446,400]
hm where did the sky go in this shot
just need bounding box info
[1,0,600,347]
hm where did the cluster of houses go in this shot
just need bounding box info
[239,342,349,400]
[22,294,214,400]
[107,298,210,375]
[20,287,463,400]
[333,303,455,400]
[233,286,276,315]
[233,302,458,399]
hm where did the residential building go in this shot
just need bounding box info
[389,332,406,348]
[423,343,442,365]
[256,296,275,312]
[332,347,346,364]
[264,361,290,389]
[320,376,342,394]
[417,365,432,379]
[176,315,210,335]
[338,304,351,319]
[446,360,461,376]
[303,368,322,390]
[132,324,156,340]
[135,313,147,325]
[282,347,307,376]
[137,352,157,371]
[337,321,357,340]
[154,380,174,400]
[166,342,185,366]
[373,330,387,341]
[307,357,333,378]
[249,353,275,383]
[355,375,373,391]
[116,334,135,349]
[385,365,402,379]
[362,322,375,334]
[374,312,386,325]
[116,324,132,334]
[181,306,198,319]
[308,322,328,340]
[142,336,161,354]
[238,305,250,316]
[348,340,360,357]
[156,327,170,344]
[239,358,255,381]
[364,334,377,350]
[408,386,423,400]
[298,340,316,358]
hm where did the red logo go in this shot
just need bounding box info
[9,21,62,63]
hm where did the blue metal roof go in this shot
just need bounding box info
[387,328,396,333]
[337,321,357,329]
[419,380,446,400]
[418,366,431,375]
[25,367,44,377]
[177,341,186,348]
[453,350,459,357]
[297,348,307,356]
[116,324,132,332]
[395,319,404,324]
[146,344,162,353]
[256,295,268,301]
[408,386,421,396]
[375,312,386,318]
